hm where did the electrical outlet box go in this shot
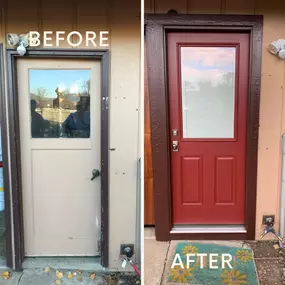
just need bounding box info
[120,244,134,257]
[262,215,275,225]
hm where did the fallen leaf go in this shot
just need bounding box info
[104,275,117,285]
[1,271,10,280]
[55,279,61,285]
[76,269,82,274]
[274,244,279,249]
[67,272,73,279]
[43,266,51,273]
[90,272,96,280]
[56,270,63,279]
[77,276,83,282]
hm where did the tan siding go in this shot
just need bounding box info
[77,0,109,48]
[154,0,187,14]
[108,0,140,267]
[145,0,155,13]
[188,0,222,14]
[6,0,39,35]
[0,8,3,43]
[225,0,255,14]
[254,0,285,238]
[41,0,74,47]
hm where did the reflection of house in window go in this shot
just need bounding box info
[53,87,85,110]
[53,87,60,109]
[29,70,91,138]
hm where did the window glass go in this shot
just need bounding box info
[29,69,91,138]
[181,47,236,138]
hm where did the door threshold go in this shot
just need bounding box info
[171,225,247,234]
[22,256,103,271]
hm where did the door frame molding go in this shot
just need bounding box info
[0,44,14,267]
[145,14,263,241]
[1,48,110,269]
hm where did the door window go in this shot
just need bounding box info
[180,47,236,139]
[29,69,91,138]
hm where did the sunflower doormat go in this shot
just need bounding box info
[167,242,259,284]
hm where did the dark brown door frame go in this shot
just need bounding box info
[145,14,263,241]
[0,48,110,270]
[0,44,14,268]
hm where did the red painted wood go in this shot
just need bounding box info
[167,32,249,224]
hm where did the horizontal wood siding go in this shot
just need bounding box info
[144,43,155,225]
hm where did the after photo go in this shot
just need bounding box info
[144,1,285,284]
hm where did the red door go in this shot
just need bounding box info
[167,32,249,225]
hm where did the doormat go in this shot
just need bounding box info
[167,242,259,284]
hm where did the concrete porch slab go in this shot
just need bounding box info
[17,268,106,285]
[144,239,170,285]
[255,259,284,285]
[0,269,139,285]
[144,235,285,285]
[22,257,104,271]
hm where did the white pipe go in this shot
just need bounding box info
[280,134,285,237]
[135,157,142,266]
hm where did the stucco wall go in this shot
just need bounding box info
[0,0,141,269]
[145,0,285,239]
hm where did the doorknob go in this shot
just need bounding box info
[91,169,100,180]
[172,141,179,152]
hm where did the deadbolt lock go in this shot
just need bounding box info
[172,129,178,136]
[172,141,178,152]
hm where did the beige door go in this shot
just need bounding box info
[17,58,101,256]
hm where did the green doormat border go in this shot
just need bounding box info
[166,242,259,285]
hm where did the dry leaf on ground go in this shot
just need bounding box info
[104,275,117,285]
[90,272,96,280]
[56,270,63,279]
[55,279,61,285]
[1,271,10,280]
[43,266,51,273]
[67,272,73,279]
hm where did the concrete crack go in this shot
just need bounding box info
[16,271,24,285]
[160,242,171,285]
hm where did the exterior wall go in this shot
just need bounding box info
[145,0,285,239]
[0,0,141,269]
[144,44,155,225]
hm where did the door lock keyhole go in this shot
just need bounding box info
[172,141,178,152]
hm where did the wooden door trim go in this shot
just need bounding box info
[145,14,263,241]
[0,44,14,267]
[1,48,110,269]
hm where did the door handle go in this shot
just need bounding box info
[172,141,179,152]
[91,169,100,180]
